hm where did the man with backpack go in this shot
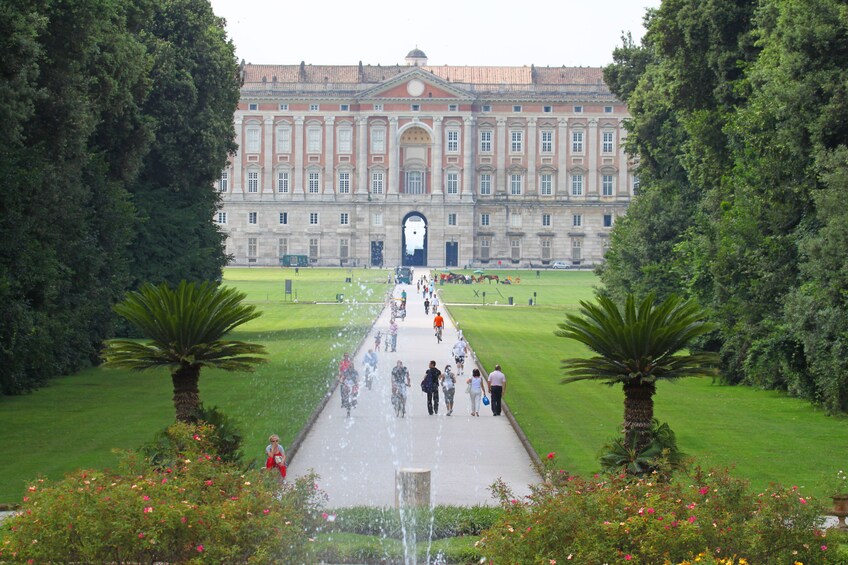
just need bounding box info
[421,360,441,415]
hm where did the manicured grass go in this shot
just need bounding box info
[0,268,387,504]
[439,271,848,496]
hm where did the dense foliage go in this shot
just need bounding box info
[0,0,239,395]
[479,456,832,564]
[0,424,324,563]
[601,0,848,411]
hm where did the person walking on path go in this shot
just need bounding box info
[488,364,506,416]
[433,311,445,343]
[388,318,398,352]
[467,368,488,417]
[441,364,456,416]
[391,360,411,417]
[424,297,430,315]
[432,294,440,312]
[265,434,287,479]
[452,336,468,375]
[421,360,442,415]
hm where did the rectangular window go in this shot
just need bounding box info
[247,171,259,193]
[479,173,492,195]
[308,172,320,193]
[405,171,424,194]
[574,105,583,113]
[248,212,257,224]
[279,103,289,111]
[338,171,350,194]
[480,239,490,260]
[446,130,459,153]
[573,214,582,227]
[448,213,457,226]
[541,130,553,153]
[371,171,384,194]
[481,213,490,227]
[279,212,288,225]
[340,212,349,225]
[219,170,229,192]
[309,212,319,225]
[247,237,257,257]
[510,174,522,195]
[633,175,641,195]
[482,105,492,112]
[246,126,260,153]
[446,172,459,194]
[340,104,349,111]
[278,237,288,257]
[572,238,582,262]
[511,239,521,260]
[340,238,349,259]
[480,130,492,153]
[602,131,614,153]
[307,128,321,153]
[448,104,458,112]
[338,128,352,153]
[373,213,383,226]
[602,175,614,196]
[572,131,584,153]
[513,105,522,113]
[543,105,553,113]
[248,103,258,111]
[371,128,385,153]
[572,174,584,196]
[215,212,227,224]
[510,214,522,228]
[540,173,552,196]
[277,170,289,193]
[309,104,320,111]
[603,214,613,227]
[604,105,613,113]
[541,239,552,260]
[309,237,319,260]
[411,104,420,112]
[276,126,291,153]
[510,130,523,153]
[542,213,551,227]
[373,103,383,111]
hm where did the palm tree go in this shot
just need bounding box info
[102,280,267,422]
[556,292,718,453]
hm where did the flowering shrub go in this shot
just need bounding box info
[823,469,848,497]
[0,424,325,564]
[479,456,831,564]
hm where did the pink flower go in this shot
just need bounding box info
[625,555,632,561]
[143,507,153,513]
[161,478,167,484]
[699,487,709,495]
[799,497,807,504]
[142,495,150,501]
[822,545,828,551]
[688,515,696,523]
[205,480,213,486]
[180,516,187,523]
[547,452,556,460]
[647,507,655,514]
[138,533,145,539]
[263,509,270,515]
[193,434,201,440]
[196,545,204,552]
[322,512,329,519]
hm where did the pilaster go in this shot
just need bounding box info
[294,117,304,197]
[357,117,368,194]
[324,117,335,196]
[558,118,568,199]
[587,118,598,198]
[496,118,507,195]
[462,116,474,200]
[432,117,443,195]
[527,117,537,195]
[234,117,243,192]
[263,117,274,194]
[388,117,399,195]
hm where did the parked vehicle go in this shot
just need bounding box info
[551,261,571,269]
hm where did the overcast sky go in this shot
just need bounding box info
[208,0,661,68]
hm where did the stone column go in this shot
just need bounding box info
[293,117,304,197]
[527,117,537,195]
[432,117,443,195]
[617,120,628,199]
[388,117,399,195]
[234,117,243,192]
[395,468,430,509]
[357,117,368,195]
[558,118,568,200]
[496,118,507,195]
[587,118,598,198]
[263,117,274,194]
[324,117,335,196]
[462,116,474,199]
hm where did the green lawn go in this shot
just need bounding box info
[439,271,848,496]
[1,267,845,505]
[0,267,387,505]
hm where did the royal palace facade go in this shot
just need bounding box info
[219,49,636,268]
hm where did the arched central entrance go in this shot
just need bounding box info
[402,212,427,266]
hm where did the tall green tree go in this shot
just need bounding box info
[127,0,240,288]
[557,293,718,452]
[101,281,267,422]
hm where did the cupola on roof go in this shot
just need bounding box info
[405,47,428,66]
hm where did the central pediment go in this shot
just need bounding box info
[358,68,473,101]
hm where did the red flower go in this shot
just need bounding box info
[547,452,556,460]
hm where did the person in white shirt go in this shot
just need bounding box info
[440,365,456,416]
[452,338,468,375]
[487,364,506,416]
